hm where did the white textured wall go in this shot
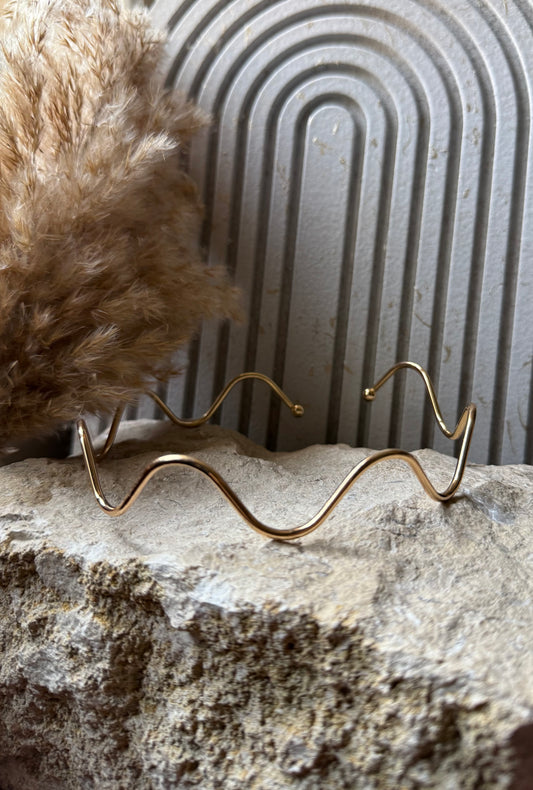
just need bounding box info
[140,0,533,465]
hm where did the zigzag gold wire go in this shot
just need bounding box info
[77,362,476,540]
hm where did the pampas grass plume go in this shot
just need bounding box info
[0,0,241,450]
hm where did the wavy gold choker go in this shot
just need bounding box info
[76,361,476,540]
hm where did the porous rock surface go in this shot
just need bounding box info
[0,420,532,789]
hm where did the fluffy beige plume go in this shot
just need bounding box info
[0,0,240,449]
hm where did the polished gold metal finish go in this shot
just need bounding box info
[77,362,476,540]
[94,372,304,462]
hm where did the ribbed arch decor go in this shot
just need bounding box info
[142,0,533,465]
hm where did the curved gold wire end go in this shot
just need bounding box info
[94,372,304,462]
[77,363,476,541]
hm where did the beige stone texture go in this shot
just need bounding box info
[0,420,532,789]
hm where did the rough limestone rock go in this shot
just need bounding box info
[0,420,532,789]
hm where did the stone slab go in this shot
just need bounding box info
[0,420,532,788]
